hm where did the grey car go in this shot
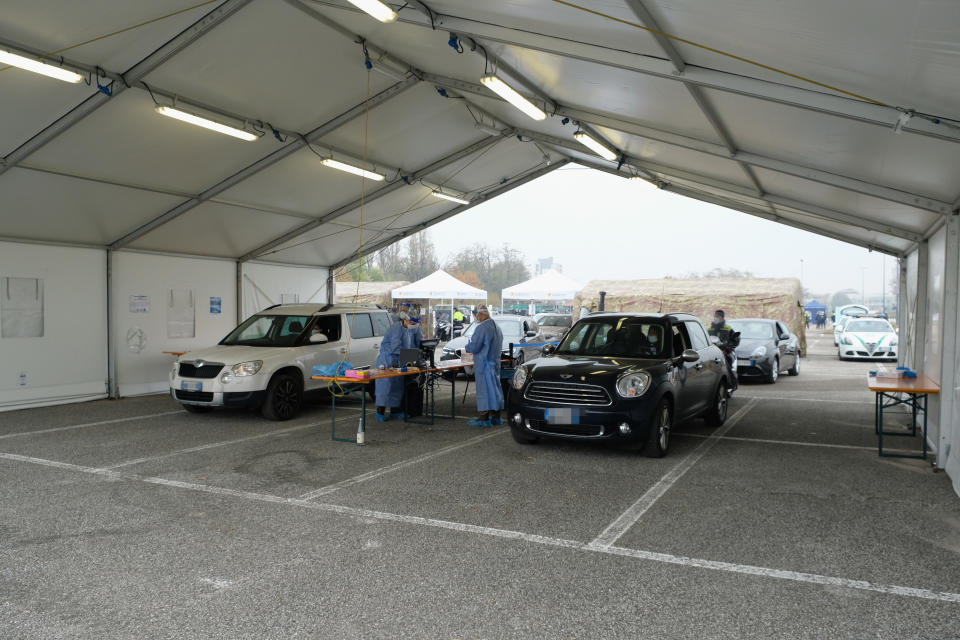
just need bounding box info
[729,318,800,383]
[536,313,573,341]
[440,315,545,373]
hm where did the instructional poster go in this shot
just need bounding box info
[1,277,44,338]
[129,295,150,313]
[210,296,222,314]
[167,289,196,339]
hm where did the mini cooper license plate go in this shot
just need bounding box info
[180,381,202,392]
[545,408,580,424]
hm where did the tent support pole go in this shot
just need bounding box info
[936,215,959,470]
[326,271,335,305]
[106,248,118,399]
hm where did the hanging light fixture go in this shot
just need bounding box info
[432,191,470,205]
[480,75,546,121]
[346,0,398,22]
[321,158,385,181]
[573,130,617,161]
[0,49,84,83]
[155,106,258,141]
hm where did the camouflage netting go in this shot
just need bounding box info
[335,281,409,308]
[573,278,807,354]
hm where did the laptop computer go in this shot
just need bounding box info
[399,348,422,367]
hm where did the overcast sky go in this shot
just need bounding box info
[426,164,894,301]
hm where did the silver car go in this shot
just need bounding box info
[440,315,546,372]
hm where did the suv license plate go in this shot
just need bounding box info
[181,381,202,392]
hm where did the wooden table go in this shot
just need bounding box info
[162,351,187,357]
[867,373,940,459]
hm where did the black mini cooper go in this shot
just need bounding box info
[506,313,731,456]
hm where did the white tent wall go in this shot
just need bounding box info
[240,263,329,321]
[0,241,107,411]
[942,216,960,495]
[924,228,946,457]
[112,252,237,397]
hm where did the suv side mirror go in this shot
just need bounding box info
[681,349,700,362]
[525,331,537,338]
[309,333,328,344]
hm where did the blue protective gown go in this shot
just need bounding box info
[375,321,406,408]
[465,318,504,412]
[402,325,423,350]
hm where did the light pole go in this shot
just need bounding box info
[800,258,804,302]
[882,255,886,313]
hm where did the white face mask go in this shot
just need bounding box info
[714,317,723,324]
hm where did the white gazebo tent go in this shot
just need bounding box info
[392,270,487,337]
[502,270,583,314]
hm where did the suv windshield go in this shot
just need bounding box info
[539,315,571,327]
[221,314,310,347]
[558,317,668,358]
[728,320,774,340]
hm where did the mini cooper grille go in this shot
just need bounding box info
[524,381,611,406]
[178,363,224,379]
[527,419,604,437]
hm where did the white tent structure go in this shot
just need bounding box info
[502,270,583,302]
[0,0,959,491]
[391,270,486,301]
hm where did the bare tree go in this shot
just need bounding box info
[375,241,405,279]
[403,231,439,281]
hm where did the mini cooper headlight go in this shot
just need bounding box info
[751,346,767,358]
[512,366,528,390]
[231,360,262,376]
[616,371,652,398]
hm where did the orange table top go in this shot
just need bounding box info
[163,351,187,357]
[313,360,474,384]
[867,373,940,394]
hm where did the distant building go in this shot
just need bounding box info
[536,257,562,274]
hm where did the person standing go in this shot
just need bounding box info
[464,305,504,427]
[375,311,415,422]
[403,316,423,349]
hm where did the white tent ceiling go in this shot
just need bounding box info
[1,0,958,268]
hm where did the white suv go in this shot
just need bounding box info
[169,303,394,420]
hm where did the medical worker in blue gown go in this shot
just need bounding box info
[464,304,504,427]
[375,311,415,422]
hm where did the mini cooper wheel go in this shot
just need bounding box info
[704,383,728,427]
[261,372,303,421]
[645,400,672,458]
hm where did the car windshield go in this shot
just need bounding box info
[728,321,774,339]
[221,314,310,347]
[539,316,571,327]
[461,318,522,340]
[846,320,892,333]
[557,317,668,358]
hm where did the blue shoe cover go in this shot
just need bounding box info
[467,419,493,427]
[374,413,387,423]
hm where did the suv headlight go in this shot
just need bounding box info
[231,360,262,376]
[512,366,528,390]
[751,346,767,358]
[616,371,652,398]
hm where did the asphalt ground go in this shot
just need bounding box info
[1,329,959,639]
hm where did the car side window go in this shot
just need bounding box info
[346,313,374,339]
[671,323,691,355]
[684,321,710,350]
[372,312,392,337]
[776,322,788,339]
[311,315,341,342]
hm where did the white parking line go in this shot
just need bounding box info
[0,448,957,604]
[674,433,920,454]
[736,395,874,405]
[299,429,505,500]
[99,420,330,470]
[589,398,759,549]
[0,410,185,440]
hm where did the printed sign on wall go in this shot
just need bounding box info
[210,296,222,314]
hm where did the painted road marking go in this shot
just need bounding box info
[590,398,759,549]
[299,429,504,500]
[674,432,921,454]
[0,448,957,604]
[0,410,185,440]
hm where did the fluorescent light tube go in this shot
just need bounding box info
[432,191,470,205]
[480,75,546,121]
[346,0,397,22]
[573,130,617,161]
[321,158,386,181]
[155,106,257,141]
[0,50,83,83]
